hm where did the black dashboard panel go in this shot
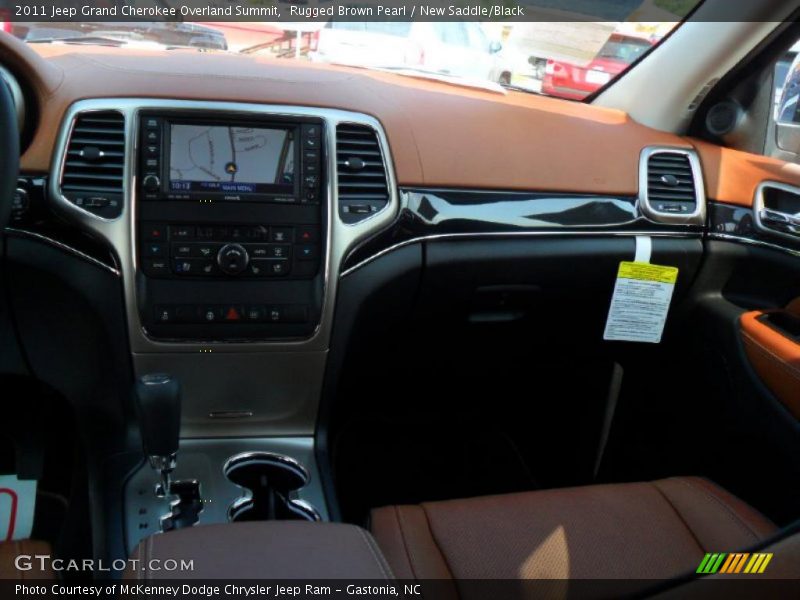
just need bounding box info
[709,201,800,255]
[342,188,702,273]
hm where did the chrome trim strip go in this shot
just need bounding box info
[753,180,800,242]
[340,229,702,277]
[286,498,322,522]
[222,451,310,483]
[638,146,706,226]
[404,189,640,228]
[708,232,800,258]
[48,99,400,353]
[4,227,121,276]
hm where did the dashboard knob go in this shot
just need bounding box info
[143,175,161,193]
[217,243,249,276]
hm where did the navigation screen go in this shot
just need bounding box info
[168,124,295,196]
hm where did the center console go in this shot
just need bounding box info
[135,113,326,341]
[49,98,397,433]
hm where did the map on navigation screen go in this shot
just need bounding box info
[168,125,294,195]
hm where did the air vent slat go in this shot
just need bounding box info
[336,149,382,158]
[68,138,125,146]
[61,111,125,210]
[62,184,123,194]
[338,172,387,179]
[65,161,124,170]
[336,123,389,222]
[646,151,697,208]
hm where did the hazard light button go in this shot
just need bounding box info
[224,306,243,321]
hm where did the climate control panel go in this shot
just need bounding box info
[139,222,320,280]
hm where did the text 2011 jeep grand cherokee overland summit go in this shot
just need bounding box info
[0,1,799,598]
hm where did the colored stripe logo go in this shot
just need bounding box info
[696,552,773,574]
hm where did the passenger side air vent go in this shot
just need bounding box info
[61,111,125,218]
[336,123,389,224]
[639,147,704,225]
[754,182,800,241]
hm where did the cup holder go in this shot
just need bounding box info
[223,452,320,523]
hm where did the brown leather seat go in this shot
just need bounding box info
[0,539,56,580]
[371,477,784,584]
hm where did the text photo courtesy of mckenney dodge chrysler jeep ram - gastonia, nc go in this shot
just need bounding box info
[0,0,800,598]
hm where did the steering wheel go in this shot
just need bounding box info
[0,72,20,248]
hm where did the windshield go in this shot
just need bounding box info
[5,0,704,101]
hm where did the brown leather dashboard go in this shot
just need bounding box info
[4,32,800,204]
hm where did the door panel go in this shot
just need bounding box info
[740,306,800,419]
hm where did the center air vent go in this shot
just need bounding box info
[640,148,704,225]
[336,123,389,224]
[61,111,125,218]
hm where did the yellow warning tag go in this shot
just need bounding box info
[604,261,680,344]
[616,262,679,284]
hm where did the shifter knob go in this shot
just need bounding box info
[135,374,181,496]
[135,374,181,458]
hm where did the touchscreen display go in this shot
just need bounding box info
[168,125,295,195]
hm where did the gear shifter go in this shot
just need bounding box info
[134,374,181,497]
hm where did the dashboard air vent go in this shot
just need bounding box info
[336,123,389,223]
[640,148,704,224]
[61,111,125,218]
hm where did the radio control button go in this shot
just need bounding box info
[143,174,161,193]
[145,130,160,143]
[303,124,321,138]
[144,117,160,129]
